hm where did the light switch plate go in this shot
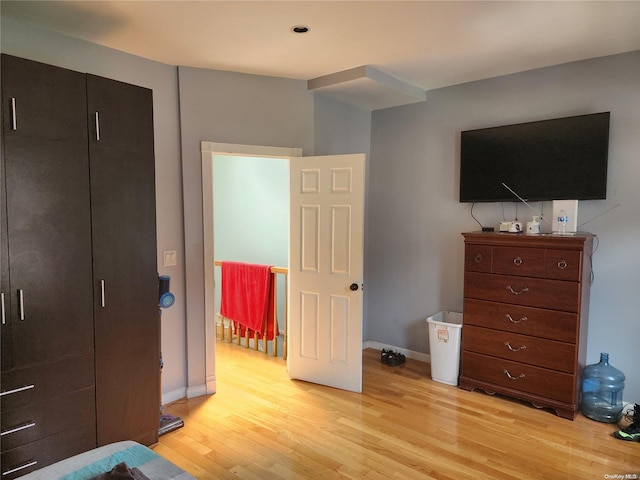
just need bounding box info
[163,250,177,267]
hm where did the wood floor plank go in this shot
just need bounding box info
[155,342,639,479]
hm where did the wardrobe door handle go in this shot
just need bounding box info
[11,98,17,130]
[1,292,5,325]
[100,280,106,307]
[95,112,100,141]
[18,289,25,320]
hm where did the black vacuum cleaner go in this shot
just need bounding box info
[157,275,184,436]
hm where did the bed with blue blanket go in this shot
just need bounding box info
[17,441,195,480]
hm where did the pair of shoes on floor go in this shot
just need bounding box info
[380,349,406,367]
[613,403,640,442]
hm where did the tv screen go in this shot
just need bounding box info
[459,112,610,203]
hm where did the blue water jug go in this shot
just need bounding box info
[580,352,625,423]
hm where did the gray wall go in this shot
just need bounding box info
[313,95,373,339]
[367,51,640,401]
[177,66,315,392]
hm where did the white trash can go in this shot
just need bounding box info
[426,311,463,386]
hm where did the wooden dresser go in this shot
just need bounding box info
[460,232,593,419]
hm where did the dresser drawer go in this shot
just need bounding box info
[463,298,579,343]
[462,351,575,403]
[0,353,94,412]
[1,387,95,451]
[545,249,582,281]
[464,244,492,273]
[0,425,96,479]
[463,325,576,373]
[492,246,545,277]
[464,272,580,312]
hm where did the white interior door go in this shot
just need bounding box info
[288,154,365,392]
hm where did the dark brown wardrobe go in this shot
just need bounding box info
[1,54,159,478]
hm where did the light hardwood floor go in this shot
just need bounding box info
[155,341,639,479]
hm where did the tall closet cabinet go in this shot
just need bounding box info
[1,54,159,478]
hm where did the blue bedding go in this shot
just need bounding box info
[17,441,195,480]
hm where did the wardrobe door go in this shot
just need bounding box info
[0,55,94,369]
[87,75,159,447]
[0,54,96,478]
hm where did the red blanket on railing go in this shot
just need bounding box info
[220,261,278,340]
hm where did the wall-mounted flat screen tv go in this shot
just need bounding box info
[459,112,610,203]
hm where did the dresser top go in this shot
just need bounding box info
[462,231,594,250]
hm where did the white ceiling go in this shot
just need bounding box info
[2,1,640,110]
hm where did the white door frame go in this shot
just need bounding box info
[201,142,302,394]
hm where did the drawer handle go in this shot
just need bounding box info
[504,342,527,352]
[503,369,525,380]
[2,460,37,476]
[506,286,529,295]
[505,314,528,324]
[1,421,36,436]
[0,384,35,397]
[557,260,568,270]
[474,253,483,263]
[513,256,523,266]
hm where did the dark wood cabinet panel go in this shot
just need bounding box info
[1,54,94,371]
[86,74,154,154]
[1,55,159,467]
[88,76,158,447]
[1,387,95,451]
[460,232,593,420]
[3,139,94,368]
[1,54,88,144]
[0,425,96,479]
[91,147,159,446]
[1,353,94,411]
[1,55,98,469]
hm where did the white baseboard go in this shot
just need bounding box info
[186,384,208,399]
[161,388,187,406]
[161,384,209,406]
[364,340,430,364]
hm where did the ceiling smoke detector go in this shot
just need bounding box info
[291,25,309,34]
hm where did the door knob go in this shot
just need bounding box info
[350,283,359,291]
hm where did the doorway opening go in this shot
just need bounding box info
[213,154,288,354]
[201,142,301,394]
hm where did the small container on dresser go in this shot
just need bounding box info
[459,231,594,420]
